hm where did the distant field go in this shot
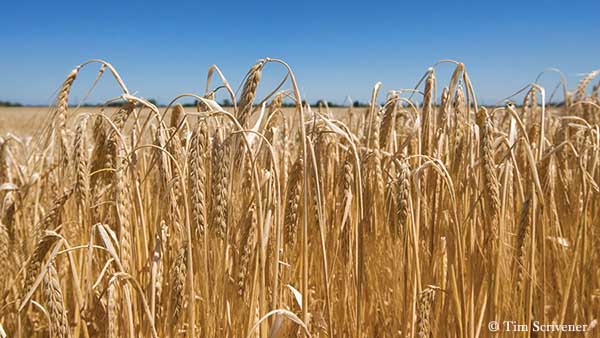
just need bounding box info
[0,106,360,136]
[0,107,51,135]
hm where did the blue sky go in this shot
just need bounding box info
[1,0,599,105]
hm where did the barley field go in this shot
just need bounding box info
[0,59,599,338]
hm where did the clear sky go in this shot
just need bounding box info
[1,0,599,105]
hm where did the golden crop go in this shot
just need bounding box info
[0,59,599,337]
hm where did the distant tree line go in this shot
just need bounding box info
[0,100,23,107]
[76,98,369,108]
[2,98,569,109]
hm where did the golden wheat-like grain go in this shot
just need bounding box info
[110,101,135,132]
[168,244,187,334]
[339,149,353,261]
[416,287,436,338]
[56,67,79,117]
[1,191,15,243]
[170,104,184,130]
[115,142,133,273]
[268,91,283,116]
[0,222,8,284]
[575,70,599,102]
[284,157,303,246]
[73,115,90,213]
[107,281,118,338]
[153,221,168,321]
[90,113,108,189]
[421,71,435,157]
[394,159,410,239]
[23,233,60,297]
[210,132,230,240]
[592,81,600,101]
[0,138,10,184]
[43,260,69,338]
[515,197,532,295]
[237,202,256,296]
[237,60,265,128]
[380,92,398,150]
[476,107,500,241]
[35,188,73,239]
[189,120,208,238]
